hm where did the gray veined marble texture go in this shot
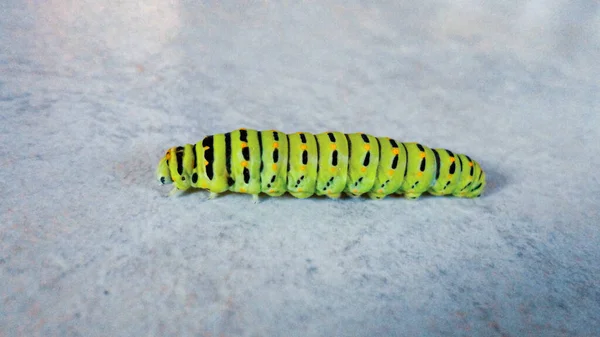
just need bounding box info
[1,0,599,336]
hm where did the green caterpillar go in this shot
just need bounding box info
[156,128,486,201]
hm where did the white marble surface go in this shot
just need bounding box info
[1,1,599,336]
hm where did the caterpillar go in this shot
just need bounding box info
[156,128,486,201]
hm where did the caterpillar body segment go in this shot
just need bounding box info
[315,131,348,198]
[259,130,289,197]
[286,132,318,198]
[156,129,486,200]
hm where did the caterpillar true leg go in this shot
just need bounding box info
[156,128,486,200]
[168,187,183,197]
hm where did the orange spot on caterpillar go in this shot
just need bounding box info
[273,142,279,148]
[239,187,246,193]
[447,174,453,179]
[364,144,370,150]
[327,189,332,194]
[300,166,306,171]
[240,142,248,148]
[203,146,210,150]
[297,188,303,192]
[165,152,171,160]
[352,189,358,193]
[361,167,367,172]
[330,167,336,173]
[202,182,208,188]
[378,189,383,193]
[449,157,455,162]
[330,143,337,150]
[272,163,277,170]
[388,169,394,176]
[269,189,275,193]
[392,148,399,155]
[469,162,473,167]
[417,172,423,177]
[241,161,248,167]
[204,161,209,166]
[300,144,307,150]
[420,152,426,158]
[239,128,246,130]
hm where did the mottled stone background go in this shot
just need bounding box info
[1,0,599,336]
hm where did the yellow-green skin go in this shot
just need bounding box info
[156,129,486,200]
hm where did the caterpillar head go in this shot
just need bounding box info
[156,155,173,186]
[156,147,191,191]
